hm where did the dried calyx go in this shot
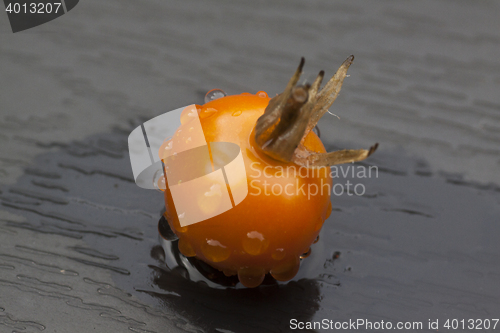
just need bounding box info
[254,56,378,167]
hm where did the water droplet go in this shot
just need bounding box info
[242,231,269,255]
[232,110,242,117]
[204,183,222,197]
[173,217,188,233]
[270,256,300,281]
[164,141,173,150]
[180,107,199,124]
[156,176,166,192]
[238,267,265,288]
[152,169,166,192]
[300,247,311,259]
[313,235,320,244]
[271,248,286,260]
[257,91,268,98]
[204,89,227,104]
[201,239,230,263]
[199,107,218,119]
[178,238,196,257]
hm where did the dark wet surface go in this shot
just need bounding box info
[1,1,500,332]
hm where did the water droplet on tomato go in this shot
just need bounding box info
[153,169,166,192]
[232,110,242,117]
[300,247,311,259]
[180,107,199,124]
[242,231,269,255]
[172,217,188,233]
[199,107,218,119]
[156,175,166,192]
[257,91,268,98]
[178,238,196,257]
[238,267,265,288]
[204,183,222,197]
[204,89,226,104]
[202,239,230,263]
[270,256,300,281]
[272,248,286,260]
[163,141,173,150]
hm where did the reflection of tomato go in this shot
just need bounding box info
[162,57,377,287]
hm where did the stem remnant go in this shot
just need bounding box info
[254,56,378,167]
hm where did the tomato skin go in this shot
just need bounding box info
[163,92,332,287]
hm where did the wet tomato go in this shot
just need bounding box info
[161,57,377,287]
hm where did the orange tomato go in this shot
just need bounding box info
[162,91,332,288]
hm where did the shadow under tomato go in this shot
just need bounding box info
[149,242,322,333]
